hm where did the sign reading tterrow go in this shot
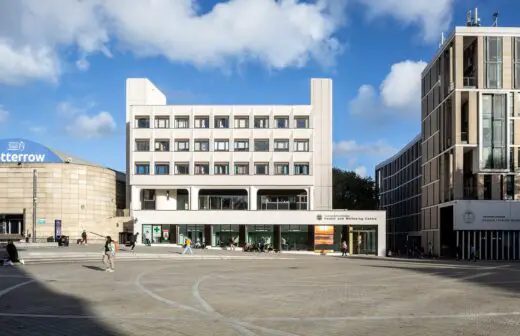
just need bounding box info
[0,139,63,163]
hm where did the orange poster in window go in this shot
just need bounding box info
[315,225,334,252]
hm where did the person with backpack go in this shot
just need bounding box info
[102,236,116,272]
[81,230,88,245]
[182,237,193,255]
[5,240,24,265]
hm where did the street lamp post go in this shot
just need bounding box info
[32,169,37,243]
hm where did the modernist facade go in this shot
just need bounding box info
[0,139,127,242]
[375,135,422,255]
[126,78,386,255]
[377,23,520,260]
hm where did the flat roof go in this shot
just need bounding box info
[375,134,421,170]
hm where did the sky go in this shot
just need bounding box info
[0,0,517,177]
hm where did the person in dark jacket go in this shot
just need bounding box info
[5,240,24,265]
[130,232,139,251]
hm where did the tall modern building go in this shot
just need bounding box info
[375,135,422,254]
[377,11,520,260]
[125,78,387,255]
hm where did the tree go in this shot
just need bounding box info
[333,168,377,210]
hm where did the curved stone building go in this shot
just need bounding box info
[0,138,126,242]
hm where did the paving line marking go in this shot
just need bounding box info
[0,280,35,299]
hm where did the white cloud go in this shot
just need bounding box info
[357,0,455,42]
[29,126,46,133]
[76,58,90,71]
[57,100,96,118]
[0,0,348,84]
[349,60,427,117]
[66,111,116,139]
[0,105,9,122]
[334,140,397,157]
[354,166,368,178]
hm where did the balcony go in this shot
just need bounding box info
[198,195,248,210]
[463,77,476,88]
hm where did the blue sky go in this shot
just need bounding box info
[0,0,517,177]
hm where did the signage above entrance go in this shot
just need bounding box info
[315,213,380,223]
[0,138,63,164]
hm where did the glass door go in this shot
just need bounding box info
[351,226,377,255]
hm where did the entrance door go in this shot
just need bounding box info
[186,225,204,245]
[351,226,377,255]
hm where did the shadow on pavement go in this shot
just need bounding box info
[82,265,106,272]
[0,263,120,335]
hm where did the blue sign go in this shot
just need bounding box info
[38,218,45,225]
[0,138,63,163]
[54,219,62,239]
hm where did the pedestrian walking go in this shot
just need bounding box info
[4,240,25,265]
[102,236,116,272]
[130,232,139,252]
[341,240,348,257]
[182,237,193,255]
[145,230,152,246]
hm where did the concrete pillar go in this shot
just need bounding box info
[131,186,141,210]
[454,36,464,90]
[239,225,247,247]
[449,45,454,86]
[307,225,315,251]
[477,36,484,88]
[468,91,478,144]
[273,225,281,251]
[204,225,212,246]
[249,186,257,210]
[453,147,464,199]
[453,92,461,144]
[190,187,199,210]
[503,37,512,89]
[515,93,520,117]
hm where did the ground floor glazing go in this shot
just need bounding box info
[456,230,520,260]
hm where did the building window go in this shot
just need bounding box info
[194,139,209,152]
[234,163,249,175]
[234,117,249,128]
[234,139,249,152]
[195,163,209,175]
[295,117,309,128]
[506,175,515,200]
[511,119,515,145]
[482,94,507,169]
[215,139,229,151]
[274,139,289,152]
[515,37,520,89]
[155,116,170,128]
[175,163,189,175]
[155,163,170,175]
[214,117,229,128]
[254,139,269,152]
[154,139,170,152]
[175,117,189,128]
[195,116,209,128]
[484,36,503,89]
[214,163,229,175]
[484,175,492,199]
[135,163,150,175]
[255,163,269,175]
[135,139,150,152]
[294,163,309,175]
[135,117,150,129]
[274,117,289,129]
[274,163,289,175]
[294,139,309,152]
[254,117,269,128]
[175,139,190,152]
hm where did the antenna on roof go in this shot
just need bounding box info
[466,8,481,27]
[439,32,446,48]
[466,9,472,26]
[492,11,499,27]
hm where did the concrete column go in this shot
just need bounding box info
[307,225,315,251]
[515,93,520,117]
[190,187,199,210]
[503,37,512,89]
[204,225,212,246]
[273,225,281,251]
[468,91,478,144]
[453,92,461,144]
[239,225,247,247]
[453,147,464,199]
[454,36,464,90]
[449,45,454,86]
[249,186,257,210]
[131,186,141,210]
[477,36,484,88]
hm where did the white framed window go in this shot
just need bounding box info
[295,117,309,128]
[234,163,249,175]
[195,163,209,175]
[174,163,189,175]
[274,163,289,175]
[254,163,269,175]
[234,117,249,128]
[274,117,289,129]
[175,139,190,151]
[135,117,150,129]
[214,117,229,128]
[155,117,170,128]
[154,139,170,152]
[214,163,229,175]
[215,139,229,151]
[135,139,150,152]
[274,139,289,152]
[254,117,269,128]
[195,116,209,128]
[155,163,170,175]
[294,139,309,152]
[234,139,249,151]
[175,117,189,128]
[194,139,209,152]
[135,163,150,175]
[254,139,269,152]
[294,163,309,175]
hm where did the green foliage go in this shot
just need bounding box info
[332,168,377,210]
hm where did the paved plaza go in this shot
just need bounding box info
[1,255,520,336]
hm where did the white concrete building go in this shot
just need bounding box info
[126,78,386,255]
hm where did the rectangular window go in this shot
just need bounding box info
[154,139,170,152]
[482,94,507,169]
[274,139,289,152]
[214,139,229,151]
[175,139,190,152]
[274,163,289,175]
[135,117,150,129]
[135,139,150,152]
[294,139,309,152]
[214,117,229,128]
[154,117,170,128]
[234,163,249,175]
[511,119,515,145]
[295,117,309,128]
[194,139,209,152]
[511,148,515,172]
[234,117,249,128]
[155,163,170,175]
[234,139,249,152]
[135,163,150,175]
[484,174,492,199]
[174,163,189,175]
[254,139,269,152]
[294,163,309,175]
[214,163,229,175]
[254,117,269,128]
[484,36,503,89]
[515,37,520,89]
[254,163,269,175]
[195,116,209,128]
[274,117,289,129]
[175,117,189,128]
[506,175,515,200]
[195,163,209,175]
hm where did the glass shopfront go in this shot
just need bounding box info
[248,225,273,247]
[351,225,378,255]
[281,225,308,251]
[213,225,239,247]
[142,224,177,244]
[457,230,520,260]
